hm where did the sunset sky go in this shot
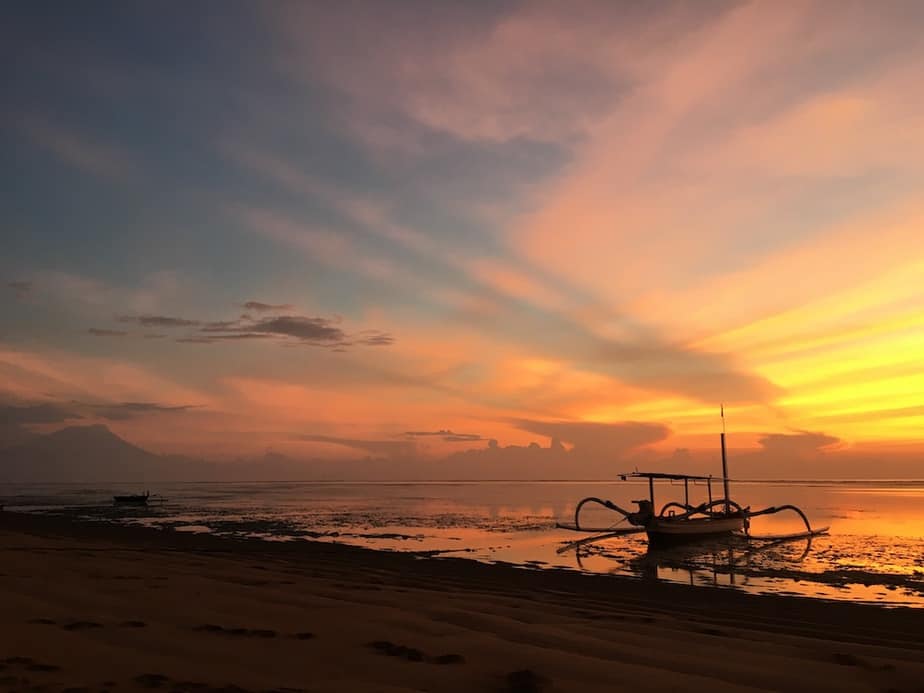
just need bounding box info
[3,1,924,478]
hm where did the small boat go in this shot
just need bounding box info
[558,410,827,548]
[113,491,150,506]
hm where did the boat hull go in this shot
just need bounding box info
[645,515,745,547]
[113,496,149,506]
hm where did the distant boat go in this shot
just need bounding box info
[113,491,150,506]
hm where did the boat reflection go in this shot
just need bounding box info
[568,532,818,588]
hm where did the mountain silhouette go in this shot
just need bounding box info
[0,424,190,482]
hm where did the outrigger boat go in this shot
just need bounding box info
[557,412,828,549]
[113,491,151,506]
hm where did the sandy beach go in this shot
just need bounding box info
[1,512,922,693]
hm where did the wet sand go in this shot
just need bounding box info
[1,512,922,692]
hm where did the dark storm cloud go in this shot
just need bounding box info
[113,309,394,349]
[88,328,129,337]
[117,315,201,328]
[201,320,245,331]
[405,429,484,442]
[249,316,346,342]
[242,301,295,312]
[193,314,393,349]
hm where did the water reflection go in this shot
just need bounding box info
[563,531,924,605]
[569,533,816,584]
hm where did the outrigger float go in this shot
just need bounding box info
[557,412,828,549]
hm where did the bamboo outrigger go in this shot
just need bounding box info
[557,411,828,548]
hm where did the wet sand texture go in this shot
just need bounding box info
[1,512,923,692]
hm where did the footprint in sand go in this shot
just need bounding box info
[63,620,103,631]
[193,624,277,638]
[365,641,465,665]
[693,626,728,637]
[366,640,424,662]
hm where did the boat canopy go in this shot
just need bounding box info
[622,472,714,481]
[619,471,720,509]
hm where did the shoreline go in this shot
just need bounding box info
[10,502,924,609]
[3,510,923,627]
[2,510,923,691]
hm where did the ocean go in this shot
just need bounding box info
[3,479,923,608]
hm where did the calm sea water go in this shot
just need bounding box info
[3,480,923,608]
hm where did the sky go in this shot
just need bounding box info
[3,1,924,478]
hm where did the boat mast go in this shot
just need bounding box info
[720,405,730,513]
